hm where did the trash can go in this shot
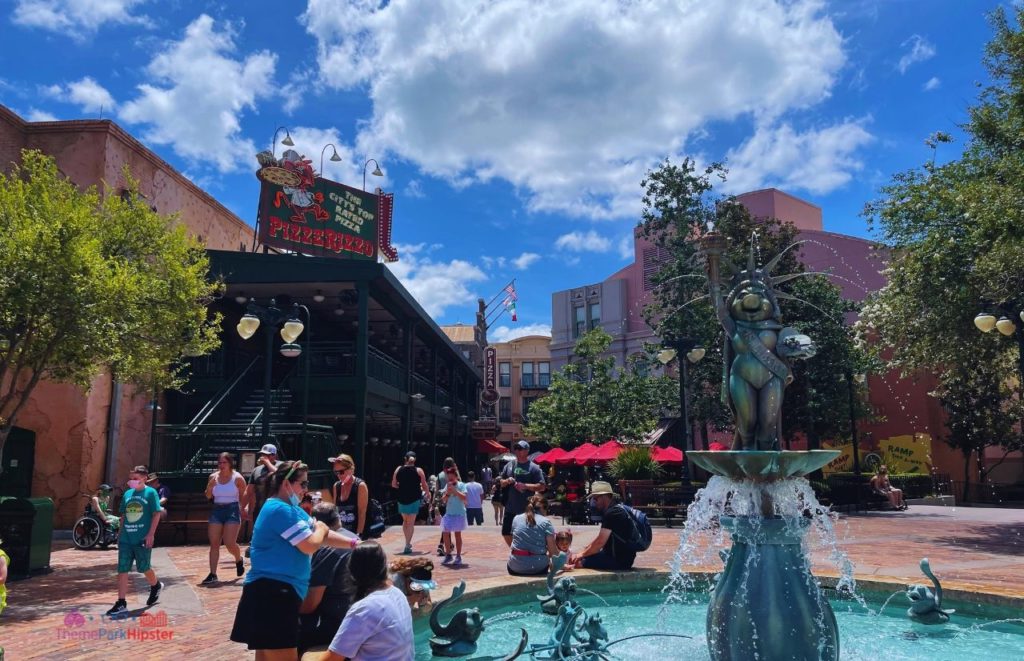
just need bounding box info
[0,496,53,576]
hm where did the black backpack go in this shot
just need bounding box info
[611,504,653,552]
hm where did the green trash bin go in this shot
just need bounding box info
[0,496,53,575]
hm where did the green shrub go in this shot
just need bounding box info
[608,446,665,481]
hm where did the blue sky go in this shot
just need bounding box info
[0,1,1011,340]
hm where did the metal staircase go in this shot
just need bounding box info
[185,388,294,473]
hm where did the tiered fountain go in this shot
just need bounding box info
[685,232,840,660]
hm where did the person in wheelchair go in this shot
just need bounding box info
[74,485,121,549]
[90,485,121,532]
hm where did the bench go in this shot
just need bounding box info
[825,476,890,513]
[158,493,213,544]
[621,484,698,527]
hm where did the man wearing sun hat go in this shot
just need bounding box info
[567,481,636,570]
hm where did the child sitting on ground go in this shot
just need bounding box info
[390,556,437,613]
[555,529,574,570]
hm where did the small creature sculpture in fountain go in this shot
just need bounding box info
[906,558,955,625]
[536,552,575,615]
[703,232,816,451]
[428,581,485,657]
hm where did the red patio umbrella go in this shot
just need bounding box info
[587,440,625,464]
[572,442,604,466]
[709,441,730,451]
[557,442,598,466]
[534,447,569,464]
[651,445,684,464]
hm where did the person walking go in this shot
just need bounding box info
[202,452,246,585]
[391,451,430,554]
[464,471,485,526]
[323,541,414,661]
[230,460,359,658]
[435,457,456,555]
[330,454,369,537]
[243,444,282,557]
[498,441,546,546]
[298,503,354,655]
[440,466,468,566]
[507,494,561,576]
[491,479,506,525]
[481,465,493,494]
[106,466,164,616]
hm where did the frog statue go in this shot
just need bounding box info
[701,233,817,451]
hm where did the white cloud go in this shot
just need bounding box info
[26,108,58,122]
[489,324,552,343]
[617,235,634,260]
[42,77,116,113]
[386,243,487,318]
[12,0,150,35]
[404,179,425,198]
[923,76,941,92]
[301,0,846,220]
[554,231,611,253]
[118,15,276,173]
[898,35,936,74]
[512,252,541,270]
[723,119,874,196]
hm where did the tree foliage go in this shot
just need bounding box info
[0,150,222,461]
[858,8,1024,478]
[523,329,676,446]
[639,160,867,448]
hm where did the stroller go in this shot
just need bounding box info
[72,487,120,550]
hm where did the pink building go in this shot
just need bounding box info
[550,188,1019,483]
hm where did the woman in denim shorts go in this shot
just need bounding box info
[203,452,247,584]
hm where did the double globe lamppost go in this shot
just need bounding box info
[237,300,312,448]
[974,305,1024,386]
[658,339,706,481]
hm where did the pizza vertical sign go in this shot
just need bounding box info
[480,346,499,407]
[256,154,398,262]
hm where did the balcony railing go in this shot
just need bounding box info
[368,346,404,389]
[298,341,356,376]
[437,387,451,408]
[412,374,433,402]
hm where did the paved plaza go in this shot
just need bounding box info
[1,505,1022,659]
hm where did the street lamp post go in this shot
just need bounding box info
[844,370,864,476]
[237,299,308,446]
[975,304,1024,387]
[362,159,384,191]
[658,338,706,482]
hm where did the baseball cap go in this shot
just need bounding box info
[405,450,416,459]
[145,473,159,483]
[259,444,278,455]
[590,481,615,497]
[408,565,437,592]
[514,440,530,451]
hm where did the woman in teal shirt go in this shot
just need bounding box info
[230,461,359,658]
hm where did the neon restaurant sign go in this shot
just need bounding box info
[255,151,399,262]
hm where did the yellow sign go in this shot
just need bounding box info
[879,434,932,474]
[821,441,854,474]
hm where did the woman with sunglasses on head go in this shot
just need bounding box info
[230,460,360,661]
[202,452,247,585]
[330,454,368,537]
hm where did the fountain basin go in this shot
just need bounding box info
[687,450,840,480]
[413,577,1024,660]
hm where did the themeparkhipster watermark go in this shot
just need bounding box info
[55,608,174,641]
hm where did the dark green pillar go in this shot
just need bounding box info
[354,282,369,472]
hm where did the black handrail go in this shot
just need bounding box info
[188,355,261,430]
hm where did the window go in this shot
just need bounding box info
[499,362,511,387]
[522,397,537,423]
[499,397,512,423]
[588,302,601,330]
[521,362,534,388]
[538,362,550,387]
[574,306,586,338]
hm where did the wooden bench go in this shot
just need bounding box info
[621,484,698,527]
[826,476,890,513]
[159,493,213,545]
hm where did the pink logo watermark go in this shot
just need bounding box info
[56,609,174,641]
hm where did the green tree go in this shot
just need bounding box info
[639,159,867,449]
[858,8,1024,488]
[523,329,676,446]
[0,150,222,466]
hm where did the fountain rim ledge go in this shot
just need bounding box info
[686,449,840,480]
[444,568,1024,612]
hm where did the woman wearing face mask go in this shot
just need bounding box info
[230,460,360,659]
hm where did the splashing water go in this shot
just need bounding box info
[576,587,610,606]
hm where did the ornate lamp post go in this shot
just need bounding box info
[237,300,310,446]
[270,126,295,158]
[658,338,705,481]
[974,304,1024,387]
[362,158,384,191]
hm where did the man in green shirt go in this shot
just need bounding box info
[107,465,164,617]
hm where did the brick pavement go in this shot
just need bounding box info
[1,505,1022,660]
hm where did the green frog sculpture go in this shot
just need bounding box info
[703,232,816,451]
[906,558,955,625]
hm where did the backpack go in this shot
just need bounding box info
[334,478,386,539]
[612,504,653,552]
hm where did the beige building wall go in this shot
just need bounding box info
[492,335,552,445]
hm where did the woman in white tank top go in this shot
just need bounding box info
[203,452,247,584]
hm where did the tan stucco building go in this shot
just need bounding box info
[491,335,552,446]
